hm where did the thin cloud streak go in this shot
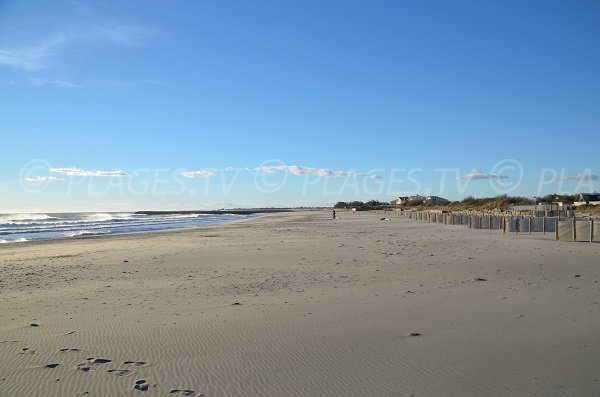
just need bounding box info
[179,165,381,179]
[180,170,215,178]
[30,78,81,88]
[555,173,599,181]
[24,176,64,182]
[0,25,151,71]
[461,171,508,180]
[51,167,128,177]
[257,165,381,179]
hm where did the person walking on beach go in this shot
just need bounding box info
[332,209,336,219]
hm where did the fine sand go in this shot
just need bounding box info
[1,210,599,396]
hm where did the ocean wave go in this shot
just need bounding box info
[0,213,254,243]
[0,213,57,224]
[64,230,110,237]
[0,238,28,243]
[84,213,135,221]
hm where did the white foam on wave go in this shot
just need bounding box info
[0,238,28,243]
[65,231,92,237]
[84,213,135,222]
[0,213,56,224]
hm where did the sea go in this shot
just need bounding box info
[0,212,255,244]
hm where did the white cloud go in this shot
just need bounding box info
[51,167,128,177]
[461,171,508,180]
[0,25,150,71]
[257,165,380,179]
[555,173,599,181]
[24,176,64,182]
[180,170,214,178]
[30,78,81,88]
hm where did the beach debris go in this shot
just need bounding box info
[380,218,391,221]
[232,302,241,306]
[574,274,581,278]
[408,332,422,337]
[473,277,487,282]
[124,260,129,263]
[30,323,39,327]
[134,379,150,391]
[45,363,60,369]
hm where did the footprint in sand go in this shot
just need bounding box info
[123,360,148,367]
[90,358,112,364]
[134,379,150,391]
[77,358,112,372]
[107,369,134,377]
[18,347,35,355]
[169,389,204,396]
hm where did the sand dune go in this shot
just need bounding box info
[1,211,599,396]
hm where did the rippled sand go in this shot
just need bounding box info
[1,211,599,396]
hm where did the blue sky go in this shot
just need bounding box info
[1,0,599,212]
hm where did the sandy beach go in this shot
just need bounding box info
[1,210,599,396]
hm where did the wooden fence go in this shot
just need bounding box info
[370,210,598,243]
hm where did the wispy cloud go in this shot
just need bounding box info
[555,173,599,181]
[0,34,68,70]
[257,165,381,179]
[51,167,128,177]
[461,171,508,180]
[180,170,215,178]
[179,165,381,180]
[30,78,81,88]
[24,176,65,182]
[105,78,176,89]
[0,25,151,71]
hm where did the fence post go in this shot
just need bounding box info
[555,217,559,241]
[590,219,594,243]
[516,217,519,234]
[503,216,506,234]
[469,216,472,229]
[573,218,577,241]
[543,216,546,234]
[529,216,532,235]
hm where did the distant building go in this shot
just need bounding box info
[396,195,448,206]
[395,196,409,205]
[424,195,449,205]
[575,193,600,206]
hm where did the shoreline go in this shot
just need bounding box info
[0,212,285,248]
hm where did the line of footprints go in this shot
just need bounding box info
[38,350,204,396]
